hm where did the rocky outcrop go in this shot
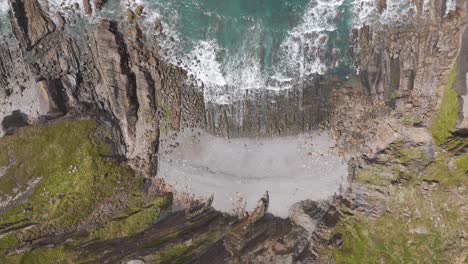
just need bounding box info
[331,4,466,158]
[455,16,468,134]
[0,0,467,262]
[9,0,55,49]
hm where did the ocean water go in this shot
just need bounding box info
[142,0,424,104]
[0,0,444,104]
[144,0,353,103]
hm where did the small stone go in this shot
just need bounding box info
[414,226,429,234]
[414,208,421,219]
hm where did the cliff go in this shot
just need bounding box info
[0,0,466,263]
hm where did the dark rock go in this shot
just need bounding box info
[2,110,29,135]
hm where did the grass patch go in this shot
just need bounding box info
[332,187,461,263]
[431,66,459,145]
[90,197,169,240]
[0,246,76,264]
[424,153,467,187]
[355,166,386,186]
[0,149,9,167]
[159,244,190,263]
[0,120,146,243]
[0,233,16,249]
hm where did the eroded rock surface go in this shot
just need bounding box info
[0,0,467,263]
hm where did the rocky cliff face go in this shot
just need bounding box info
[0,1,192,176]
[0,0,467,263]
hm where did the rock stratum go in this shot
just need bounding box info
[0,0,466,263]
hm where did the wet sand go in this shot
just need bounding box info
[158,129,348,218]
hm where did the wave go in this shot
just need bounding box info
[0,0,8,15]
[2,0,443,106]
[144,0,350,104]
[146,0,430,105]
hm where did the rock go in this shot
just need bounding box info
[290,200,340,235]
[83,0,92,15]
[1,110,29,135]
[247,191,269,225]
[377,0,387,14]
[127,9,136,24]
[10,0,55,49]
[93,0,107,10]
[55,12,66,31]
[126,260,144,264]
[414,226,430,234]
[135,5,144,16]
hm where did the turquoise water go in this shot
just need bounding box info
[0,0,421,104]
[144,0,353,102]
[151,0,310,77]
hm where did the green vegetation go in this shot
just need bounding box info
[424,152,468,187]
[0,246,76,264]
[0,119,169,261]
[402,115,423,127]
[164,108,172,122]
[0,149,8,166]
[431,66,459,145]
[355,165,387,187]
[159,244,191,263]
[0,120,145,237]
[90,197,169,240]
[333,213,446,264]
[331,136,467,263]
[0,233,16,249]
[332,176,465,263]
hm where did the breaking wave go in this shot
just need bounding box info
[143,0,443,105]
[1,0,458,105]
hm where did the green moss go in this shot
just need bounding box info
[164,108,172,122]
[402,116,413,126]
[0,120,145,241]
[424,153,467,187]
[454,154,468,176]
[0,149,9,167]
[155,98,162,109]
[90,197,168,240]
[431,66,459,145]
[159,244,190,263]
[0,246,76,264]
[0,233,17,249]
[398,148,424,163]
[402,115,423,127]
[332,188,459,263]
[355,166,386,186]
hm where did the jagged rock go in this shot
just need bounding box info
[135,5,144,16]
[1,110,29,135]
[247,191,269,225]
[83,0,92,15]
[377,0,387,14]
[10,0,55,49]
[127,9,136,24]
[55,12,65,31]
[290,200,340,235]
[93,0,107,10]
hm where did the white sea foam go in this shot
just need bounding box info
[445,0,457,15]
[271,0,344,82]
[352,0,376,27]
[0,0,9,15]
[144,0,349,105]
[141,0,427,105]
[353,0,418,27]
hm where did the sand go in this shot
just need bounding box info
[158,129,348,218]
